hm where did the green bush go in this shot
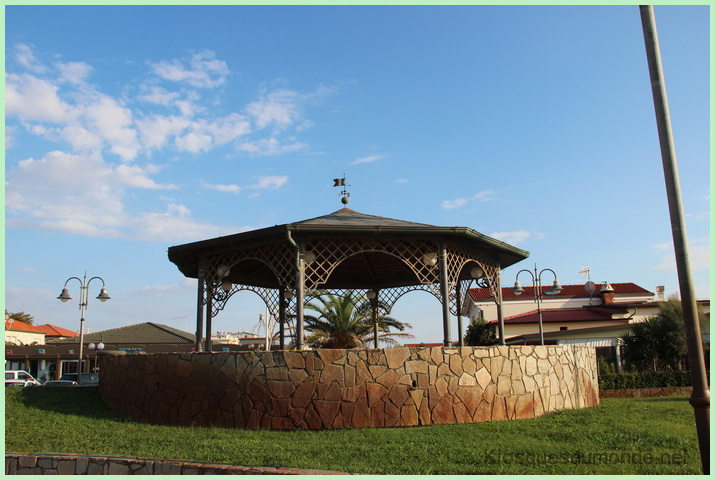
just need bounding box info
[599,370,692,390]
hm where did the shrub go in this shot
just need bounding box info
[599,370,692,390]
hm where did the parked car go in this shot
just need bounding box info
[43,373,100,386]
[5,370,41,387]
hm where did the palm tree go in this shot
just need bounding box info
[304,291,413,349]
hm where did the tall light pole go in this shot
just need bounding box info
[512,265,562,345]
[640,6,709,473]
[57,273,110,383]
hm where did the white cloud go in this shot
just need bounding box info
[237,137,307,155]
[474,190,497,202]
[136,114,191,151]
[132,204,247,242]
[14,44,45,73]
[6,151,176,238]
[57,61,92,85]
[138,86,180,106]
[351,154,385,165]
[6,73,75,123]
[441,198,468,210]
[654,238,710,272]
[205,183,241,194]
[250,176,288,190]
[490,230,538,245]
[150,50,230,88]
[440,190,498,210]
[245,88,304,131]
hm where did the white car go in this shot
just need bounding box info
[5,370,41,387]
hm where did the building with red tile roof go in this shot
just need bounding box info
[463,282,664,365]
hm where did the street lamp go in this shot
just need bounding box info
[57,273,110,383]
[512,265,562,345]
[88,341,105,373]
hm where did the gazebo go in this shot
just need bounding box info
[168,205,530,349]
[100,199,600,430]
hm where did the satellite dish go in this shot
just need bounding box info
[584,281,596,295]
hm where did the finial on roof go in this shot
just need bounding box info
[333,174,350,205]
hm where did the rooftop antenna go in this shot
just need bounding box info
[580,265,596,305]
[333,174,350,205]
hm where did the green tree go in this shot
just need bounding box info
[463,317,497,346]
[621,299,689,371]
[5,310,34,325]
[304,291,413,349]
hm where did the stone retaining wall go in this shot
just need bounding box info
[99,345,599,430]
[4,453,350,475]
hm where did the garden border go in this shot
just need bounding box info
[5,452,355,475]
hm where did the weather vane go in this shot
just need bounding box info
[333,174,350,205]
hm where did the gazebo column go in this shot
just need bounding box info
[456,282,463,347]
[295,266,305,350]
[195,268,205,352]
[495,269,506,345]
[438,242,451,347]
[204,287,213,351]
[279,288,288,350]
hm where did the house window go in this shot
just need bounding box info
[560,326,568,331]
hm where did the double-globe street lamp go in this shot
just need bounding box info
[57,273,110,383]
[512,265,562,346]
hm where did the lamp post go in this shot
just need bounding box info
[512,265,562,345]
[57,273,110,383]
[88,341,105,373]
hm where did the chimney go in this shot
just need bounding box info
[655,285,665,302]
[599,282,616,305]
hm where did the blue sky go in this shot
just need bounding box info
[4,5,710,344]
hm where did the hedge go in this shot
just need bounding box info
[599,370,692,390]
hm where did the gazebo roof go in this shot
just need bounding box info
[168,208,529,288]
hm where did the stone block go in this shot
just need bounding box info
[323,382,344,401]
[370,400,386,427]
[496,375,512,395]
[288,368,308,384]
[384,400,400,427]
[400,403,419,426]
[405,360,428,374]
[409,388,424,410]
[515,393,535,419]
[489,356,504,382]
[537,359,551,374]
[352,397,371,427]
[384,347,411,369]
[430,347,444,365]
[491,397,508,421]
[376,368,398,388]
[449,354,463,376]
[366,383,388,406]
[292,383,316,409]
[317,349,344,366]
[454,400,471,424]
[534,346,548,359]
[435,377,448,396]
[462,355,476,374]
[266,367,288,381]
[388,384,410,408]
[315,400,341,428]
[432,397,456,425]
[474,399,492,422]
[458,372,476,386]
[320,363,344,384]
[475,367,491,389]
[505,395,518,419]
[456,386,480,416]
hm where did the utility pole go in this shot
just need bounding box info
[639,6,709,474]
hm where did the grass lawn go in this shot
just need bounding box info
[5,387,701,474]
